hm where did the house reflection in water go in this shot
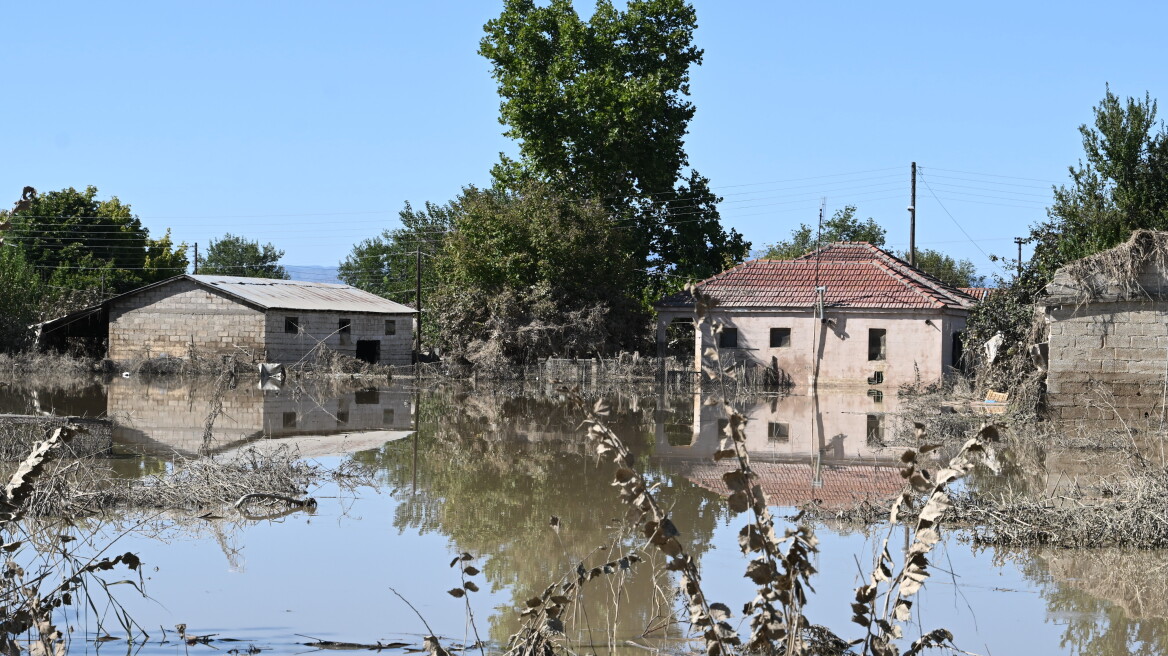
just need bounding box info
[655,392,905,510]
[107,378,415,458]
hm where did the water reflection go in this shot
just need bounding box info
[10,377,1168,655]
[358,390,724,648]
[654,392,904,510]
[1009,547,1168,655]
[107,377,416,458]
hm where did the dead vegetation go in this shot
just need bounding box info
[1058,229,1168,303]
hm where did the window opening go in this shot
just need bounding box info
[770,327,791,348]
[718,328,738,349]
[767,422,790,442]
[284,317,299,334]
[866,414,884,444]
[868,328,886,361]
[385,319,397,336]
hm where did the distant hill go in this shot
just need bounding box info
[285,265,343,285]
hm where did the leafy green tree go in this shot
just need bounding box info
[1028,86,1168,285]
[762,205,887,259]
[142,229,190,283]
[6,185,188,294]
[0,247,45,351]
[965,88,1168,390]
[200,233,288,279]
[431,183,645,364]
[898,248,984,288]
[480,0,748,293]
[338,200,453,305]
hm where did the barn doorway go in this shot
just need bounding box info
[355,340,381,364]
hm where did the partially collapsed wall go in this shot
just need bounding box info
[1043,231,1168,429]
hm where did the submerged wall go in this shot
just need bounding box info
[1045,300,1168,426]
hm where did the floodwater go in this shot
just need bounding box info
[2,378,1166,655]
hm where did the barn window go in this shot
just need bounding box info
[339,318,351,335]
[868,329,886,361]
[718,328,738,349]
[385,319,397,336]
[770,327,791,348]
[284,317,299,334]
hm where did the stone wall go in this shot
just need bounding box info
[1045,300,1168,426]
[109,279,265,363]
[263,311,414,366]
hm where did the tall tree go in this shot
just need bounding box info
[338,200,454,305]
[430,183,644,364]
[762,205,887,259]
[1028,86,1168,284]
[200,234,288,279]
[480,0,747,292]
[6,185,188,295]
[0,247,45,351]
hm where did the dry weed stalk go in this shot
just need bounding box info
[0,425,144,655]
[851,423,999,656]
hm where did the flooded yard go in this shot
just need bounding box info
[1,377,1165,655]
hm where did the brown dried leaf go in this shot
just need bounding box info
[727,491,750,514]
[463,581,479,593]
[709,602,732,621]
[447,588,465,598]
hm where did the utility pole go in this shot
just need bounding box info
[193,243,199,274]
[414,246,422,362]
[909,162,917,267]
[1014,237,1025,277]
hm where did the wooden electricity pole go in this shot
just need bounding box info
[909,162,917,267]
[414,246,422,362]
[193,243,199,274]
[1014,237,1025,277]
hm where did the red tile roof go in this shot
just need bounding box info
[958,287,994,302]
[660,242,974,311]
[682,461,905,510]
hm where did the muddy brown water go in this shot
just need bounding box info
[1,377,1164,655]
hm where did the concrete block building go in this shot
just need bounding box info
[656,243,975,389]
[39,275,417,366]
[1042,230,1168,426]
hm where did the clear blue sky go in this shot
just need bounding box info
[4,1,1165,283]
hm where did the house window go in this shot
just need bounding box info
[767,422,790,442]
[282,412,297,428]
[336,411,349,425]
[284,317,299,334]
[868,328,886,361]
[718,328,738,349]
[866,414,884,444]
[770,327,791,348]
[382,408,395,425]
[339,318,352,335]
[385,319,397,336]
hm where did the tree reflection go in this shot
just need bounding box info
[1008,547,1168,655]
[354,388,725,647]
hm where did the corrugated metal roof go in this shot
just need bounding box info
[188,275,416,314]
